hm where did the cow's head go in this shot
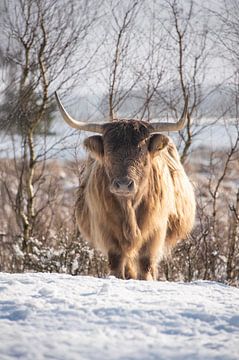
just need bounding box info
[55,92,188,198]
[84,121,170,197]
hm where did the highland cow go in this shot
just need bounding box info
[55,92,195,280]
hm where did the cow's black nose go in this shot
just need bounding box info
[112,177,135,193]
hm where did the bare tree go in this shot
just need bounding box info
[153,0,213,162]
[0,0,99,266]
[101,0,144,120]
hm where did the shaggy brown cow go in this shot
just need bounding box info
[55,92,195,280]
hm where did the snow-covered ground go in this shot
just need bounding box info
[0,273,239,360]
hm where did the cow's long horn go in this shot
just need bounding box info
[55,92,104,134]
[150,96,189,133]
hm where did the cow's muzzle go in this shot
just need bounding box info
[110,177,136,197]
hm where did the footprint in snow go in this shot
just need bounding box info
[97,283,110,296]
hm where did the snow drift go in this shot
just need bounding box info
[0,273,239,360]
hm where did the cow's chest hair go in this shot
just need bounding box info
[113,198,143,253]
[121,199,139,236]
[111,191,162,250]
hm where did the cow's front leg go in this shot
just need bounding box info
[108,251,126,279]
[138,255,157,280]
[138,228,166,280]
[138,235,165,280]
[125,258,137,279]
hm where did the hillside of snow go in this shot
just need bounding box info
[0,273,239,360]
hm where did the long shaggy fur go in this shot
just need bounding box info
[75,122,195,280]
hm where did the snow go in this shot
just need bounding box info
[0,273,239,360]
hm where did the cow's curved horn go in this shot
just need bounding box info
[150,96,189,133]
[55,92,104,134]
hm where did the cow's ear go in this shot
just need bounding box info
[84,135,104,161]
[148,134,169,156]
